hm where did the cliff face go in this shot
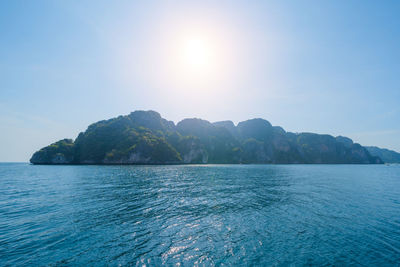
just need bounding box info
[30,139,75,164]
[30,110,384,164]
[366,146,400,163]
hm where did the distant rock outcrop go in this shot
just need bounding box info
[30,110,384,164]
[366,146,400,163]
[30,139,75,164]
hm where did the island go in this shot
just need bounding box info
[30,110,392,165]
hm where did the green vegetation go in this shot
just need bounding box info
[30,139,75,164]
[365,146,400,163]
[30,110,384,164]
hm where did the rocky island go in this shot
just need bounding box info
[30,110,391,164]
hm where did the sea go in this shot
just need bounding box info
[1,163,399,266]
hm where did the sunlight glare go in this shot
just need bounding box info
[182,36,211,71]
[175,33,221,80]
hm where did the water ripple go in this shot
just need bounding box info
[0,164,400,266]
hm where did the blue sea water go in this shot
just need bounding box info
[0,163,399,266]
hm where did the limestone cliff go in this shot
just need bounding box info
[30,110,384,164]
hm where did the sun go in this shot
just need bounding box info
[182,37,211,70]
[154,25,237,89]
[177,34,219,78]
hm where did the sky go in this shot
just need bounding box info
[0,0,399,162]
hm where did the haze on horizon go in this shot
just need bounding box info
[0,0,399,162]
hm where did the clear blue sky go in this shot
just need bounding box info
[1,0,399,162]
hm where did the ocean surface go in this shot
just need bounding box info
[0,163,399,266]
